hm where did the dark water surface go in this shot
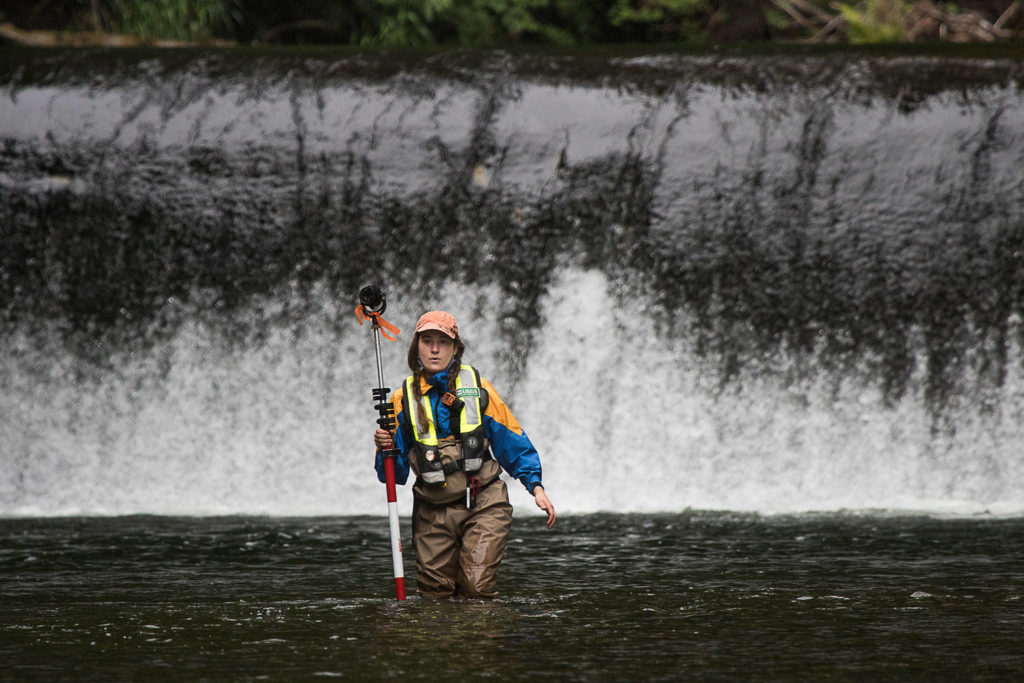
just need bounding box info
[2,513,1022,680]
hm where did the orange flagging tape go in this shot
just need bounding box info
[355,306,401,341]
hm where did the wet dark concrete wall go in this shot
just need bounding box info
[3,47,1024,415]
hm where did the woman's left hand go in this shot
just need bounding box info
[532,486,556,528]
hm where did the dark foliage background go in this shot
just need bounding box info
[1,0,1022,45]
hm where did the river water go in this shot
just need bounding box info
[3,513,1023,680]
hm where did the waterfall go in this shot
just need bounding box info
[3,48,1023,516]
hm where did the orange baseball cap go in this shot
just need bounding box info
[414,311,458,339]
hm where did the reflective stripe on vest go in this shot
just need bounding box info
[405,365,484,445]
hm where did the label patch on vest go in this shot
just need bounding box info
[456,387,480,398]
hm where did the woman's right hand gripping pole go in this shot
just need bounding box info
[374,428,395,451]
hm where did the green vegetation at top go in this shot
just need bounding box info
[1,0,1022,46]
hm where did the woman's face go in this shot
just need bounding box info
[418,330,455,374]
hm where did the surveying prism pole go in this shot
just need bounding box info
[355,285,405,601]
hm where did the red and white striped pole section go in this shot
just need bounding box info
[372,328,406,600]
[380,443,406,601]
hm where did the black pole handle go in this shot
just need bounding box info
[372,387,400,457]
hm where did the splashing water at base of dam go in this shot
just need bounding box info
[2,46,1024,518]
[4,266,1023,517]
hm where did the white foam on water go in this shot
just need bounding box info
[3,269,1024,518]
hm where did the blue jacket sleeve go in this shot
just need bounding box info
[374,388,410,485]
[480,377,543,493]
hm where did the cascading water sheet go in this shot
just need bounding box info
[2,48,1024,516]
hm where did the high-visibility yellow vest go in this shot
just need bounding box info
[403,364,489,483]
[405,365,484,445]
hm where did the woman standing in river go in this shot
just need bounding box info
[373,310,556,599]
